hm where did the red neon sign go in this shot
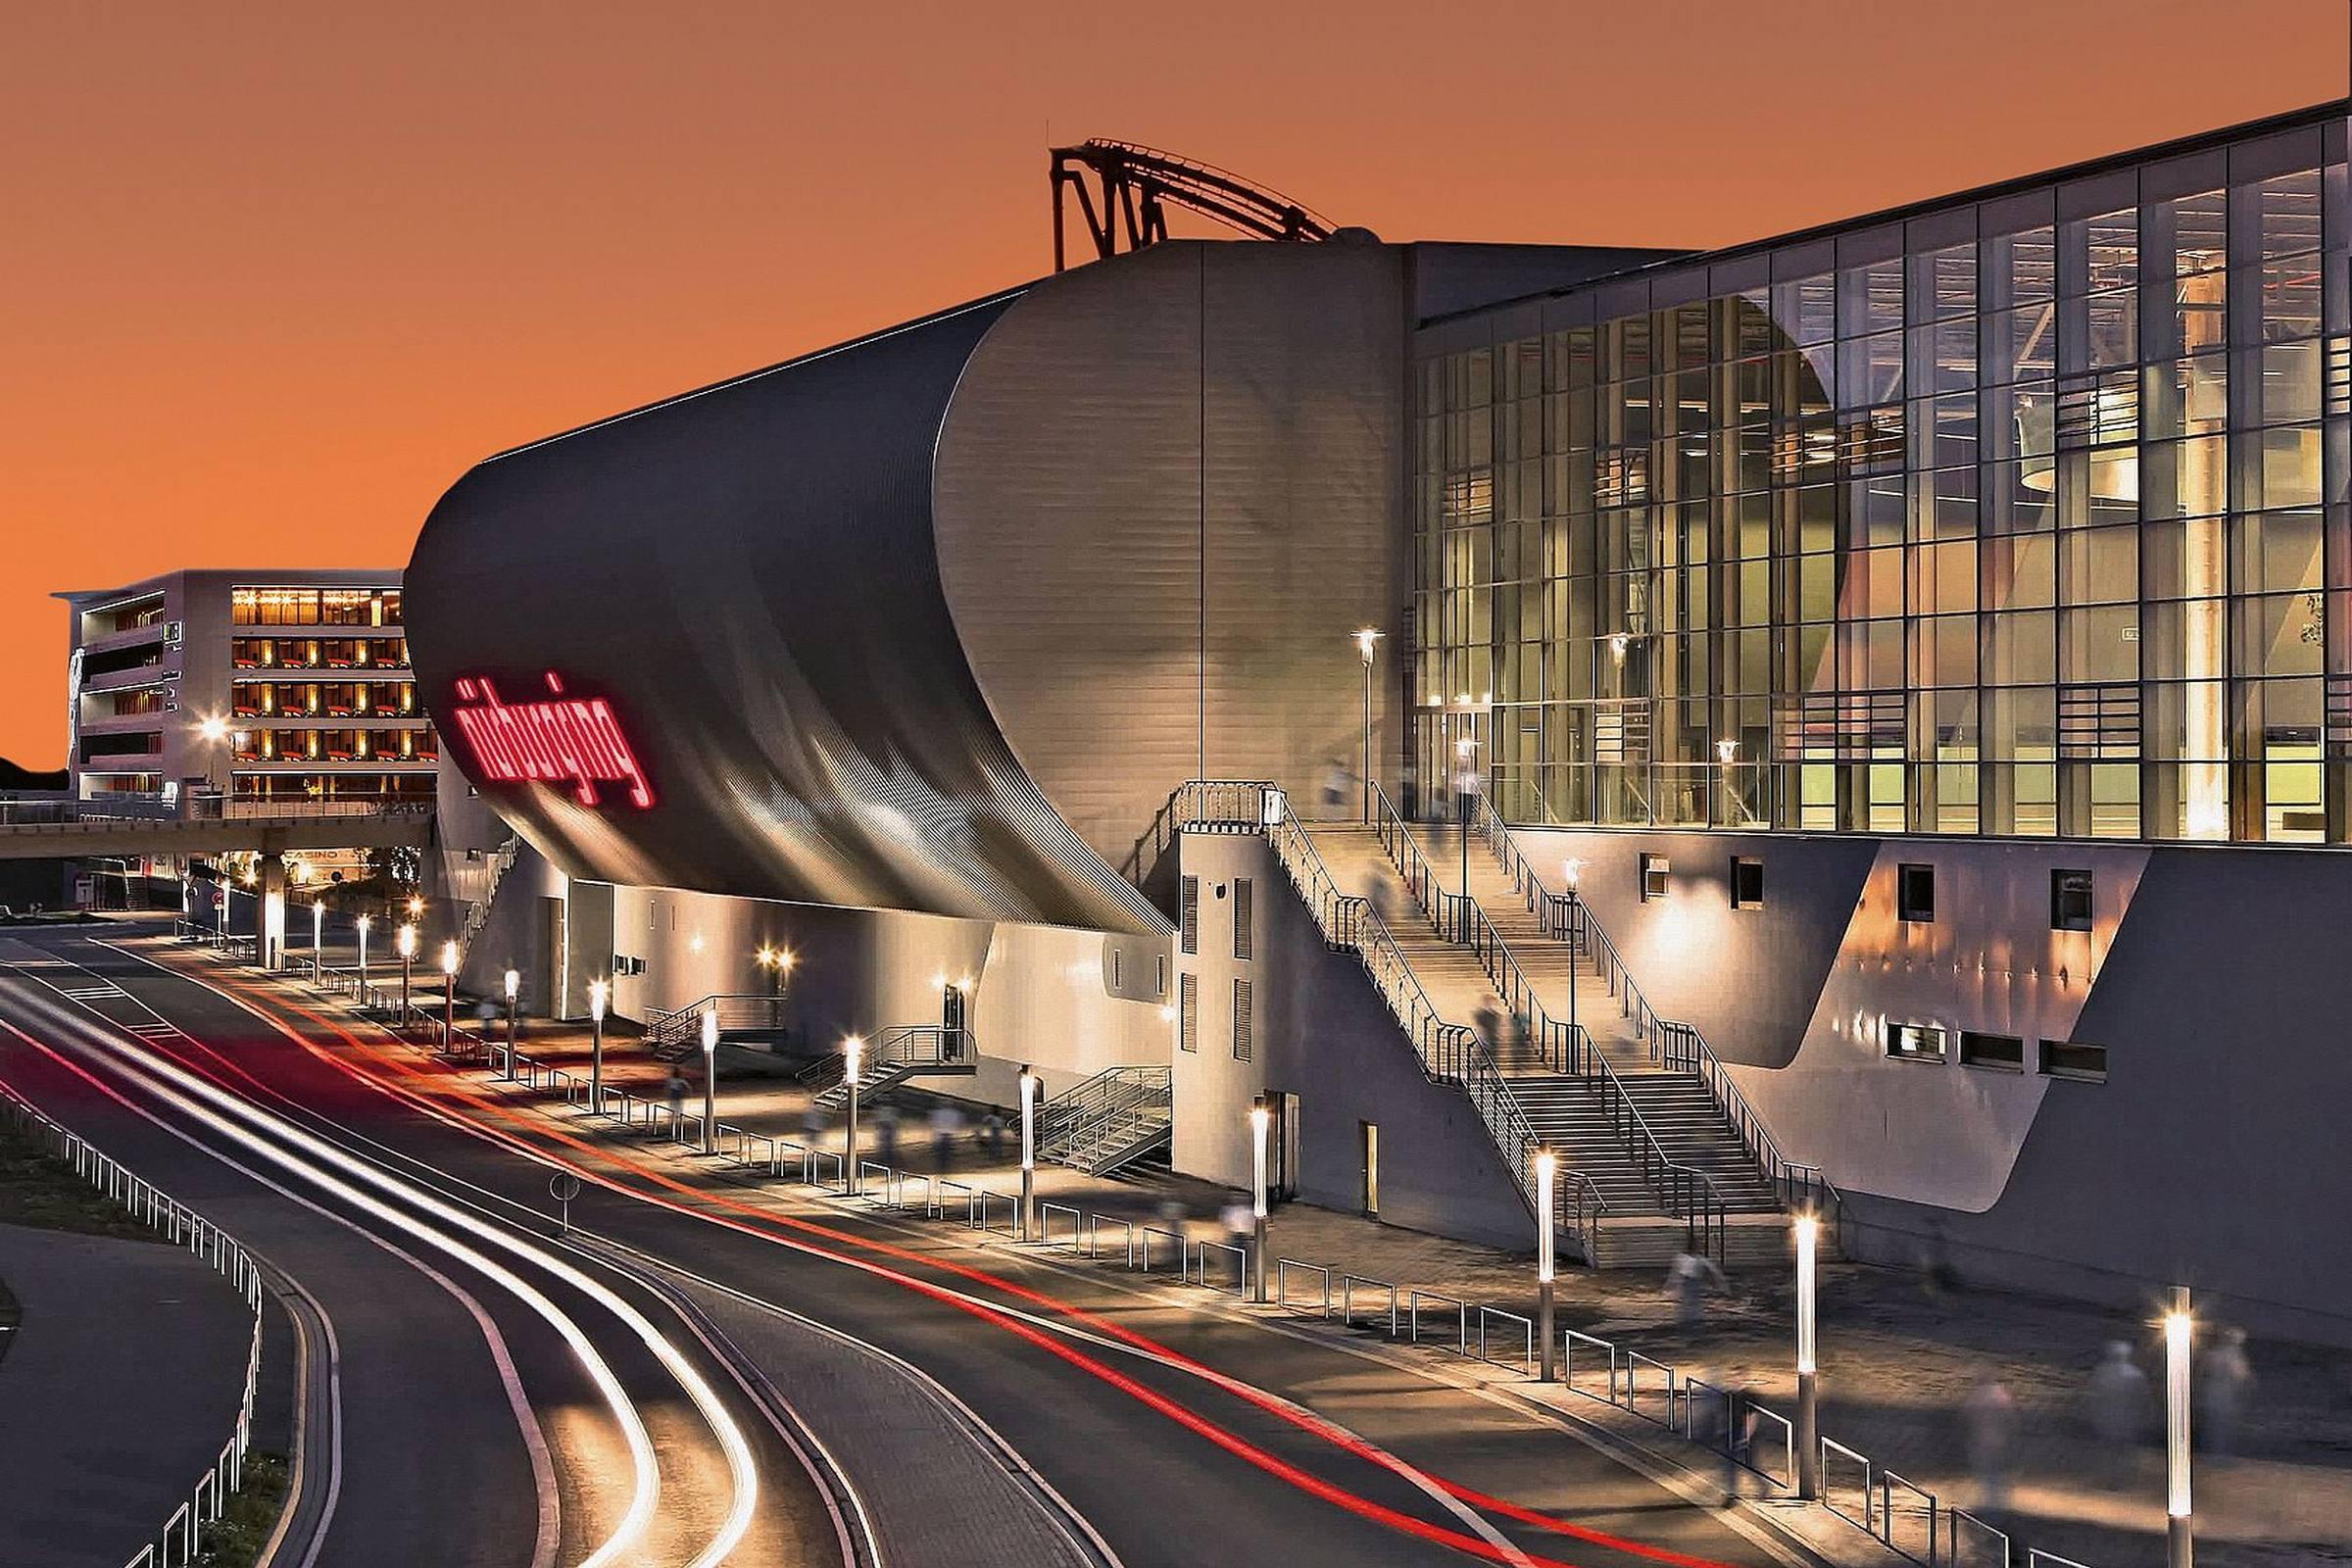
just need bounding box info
[449,673,655,808]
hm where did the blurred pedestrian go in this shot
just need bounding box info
[980,1109,1005,1159]
[874,1102,900,1169]
[1472,994,1503,1057]
[802,1102,827,1150]
[1365,866,1396,930]
[929,1102,963,1173]
[1400,760,1420,821]
[1221,1192,1254,1252]
[1321,759,1349,816]
[2198,1326,2253,1456]
[663,1067,688,1136]
[1963,1370,2017,1516]
[1917,1220,1959,1300]
[1666,1236,1727,1330]
[2085,1339,2147,1490]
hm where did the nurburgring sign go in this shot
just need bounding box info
[448,672,656,809]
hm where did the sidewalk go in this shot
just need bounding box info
[0,1222,255,1568]
[258,965,2352,1568]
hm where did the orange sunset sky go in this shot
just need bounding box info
[4,1,2344,768]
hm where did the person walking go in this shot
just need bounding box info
[2086,1339,2148,1489]
[1321,759,1349,816]
[1963,1370,2018,1516]
[663,1066,689,1141]
[2198,1326,2254,1457]
[1365,866,1396,930]
[1472,994,1503,1058]
[979,1109,1005,1160]
[1665,1237,1727,1331]
[929,1102,963,1173]
[874,1102,901,1170]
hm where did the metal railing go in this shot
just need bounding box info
[1470,793,1843,1245]
[646,993,794,1056]
[1368,783,1722,1256]
[455,833,522,959]
[1037,1064,1171,1172]
[0,1085,266,1568]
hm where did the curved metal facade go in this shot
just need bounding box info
[407,293,1167,935]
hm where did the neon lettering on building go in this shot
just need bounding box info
[449,673,655,808]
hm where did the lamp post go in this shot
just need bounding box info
[502,968,519,1079]
[1018,1064,1038,1242]
[1250,1098,1271,1303]
[1717,736,1741,825]
[311,900,324,984]
[396,922,416,1028]
[701,1005,719,1155]
[587,978,608,1111]
[1795,1213,1822,1498]
[1454,734,1478,909]
[2165,1289,2194,1568]
[1561,858,1583,1039]
[356,914,371,1005]
[406,893,423,923]
[440,941,458,1053]
[1536,1150,1558,1381]
[1354,627,1382,823]
[843,1035,864,1197]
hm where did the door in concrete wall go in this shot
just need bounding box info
[1360,1120,1379,1217]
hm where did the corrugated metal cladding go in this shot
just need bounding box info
[933,240,1406,877]
[406,292,1164,935]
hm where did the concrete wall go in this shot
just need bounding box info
[1516,824,2352,1342]
[1171,831,1533,1250]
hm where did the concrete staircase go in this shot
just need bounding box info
[1307,798,1819,1268]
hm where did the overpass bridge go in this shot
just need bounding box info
[0,801,435,861]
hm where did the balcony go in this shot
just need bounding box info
[80,662,174,694]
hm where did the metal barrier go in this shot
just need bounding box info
[1039,1202,1082,1249]
[1406,1290,1466,1355]
[1820,1437,1874,1531]
[0,1088,266,1568]
[1476,1305,1534,1371]
[1620,1349,1677,1425]
[1275,1258,1332,1316]
[1877,1469,1939,1565]
[974,1189,1017,1238]
[933,1179,979,1224]
[858,1161,897,1205]
[2027,1550,2095,1568]
[1946,1509,2010,1568]
[1080,1213,1135,1265]
[1563,1328,1620,1404]
[1138,1225,1185,1273]
[1193,1239,1248,1293]
[1339,1274,1397,1336]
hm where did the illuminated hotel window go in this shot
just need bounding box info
[1897,863,1936,922]
[1886,1023,1948,1062]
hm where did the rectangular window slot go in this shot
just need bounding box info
[1233,978,1252,1062]
[1959,1030,2025,1071]
[1886,1022,1948,1062]
[1178,972,1199,1054]
[1731,857,1764,908]
[1640,854,1670,901]
[2050,869,2093,931]
[1233,877,1254,960]
[2039,1039,2107,1081]
[1897,863,1936,923]
[1179,876,1200,955]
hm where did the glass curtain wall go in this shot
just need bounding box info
[1410,114,2350,845]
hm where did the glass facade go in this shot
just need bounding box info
[1412,111,2352,844]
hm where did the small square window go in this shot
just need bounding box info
[1640,853,1671,901]
[2050,869,2093,931]
[2039,1039,2107,1081]
[1959,1030,2025,1071]
[1731,857,1764,909]
[1897,863,1936,923]
[1886,1022,1948,1062]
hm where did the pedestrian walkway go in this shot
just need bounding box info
[0,1222,255,1568]
[192,942,2352,1568]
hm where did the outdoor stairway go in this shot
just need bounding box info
[645,994,793,1063]
[803,1023,976,1109]
[1038,1065,1171,1175]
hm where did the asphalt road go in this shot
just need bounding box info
[2,922,1798,1568]
[0,927,841,1568]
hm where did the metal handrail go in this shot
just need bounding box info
[647,992,794,1054]
[1368,785,1724,1255]
[456,832,522,958]
[1039,1066,1170,1165]
[1152,780,1591,1257]
[1471,793,1839,1241]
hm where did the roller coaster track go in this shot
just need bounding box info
[1050,139,1337,270]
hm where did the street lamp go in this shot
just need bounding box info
[701,1005,719,1155]
[1795,1212,1822,1498]
[587,978,608,1111]
[1717,736,1743,824]
[1018,1063,1038,1242]
[406,893,424,921]
[843,1034,864,1197]
[356,914,371,1004]
[1250,1099,1271,1303]
[1535,1150,1558,1381]
[1353,627,1383,823]
[502,968,519,1079]
[396,922,416,1027]
[440,940,459,1053]
[311,899,325,984]
[1560,858,1583,1037]
[2165,1290,2194,1568]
